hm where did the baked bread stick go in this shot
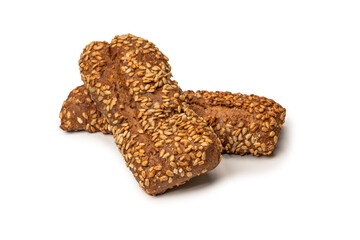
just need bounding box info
[184,90,285,156]
[60,85,109,134]
[78,34,222,195]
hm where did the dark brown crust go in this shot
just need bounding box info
[60,86,285,156]
[184,91,286,156]
[60,85,109,134]
[78,34,222,195]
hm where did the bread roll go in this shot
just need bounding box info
[78,34,222,195]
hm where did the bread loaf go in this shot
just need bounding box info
[78,34,222,195]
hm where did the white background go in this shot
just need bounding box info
[1,0,359,239]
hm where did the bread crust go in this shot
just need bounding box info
[184,91,285,156]
[77,34,222,195]
[59,85,109,134]
[61,87,285,156]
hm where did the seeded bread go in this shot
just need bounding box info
[184,91,286,156]
[61,86,285,156]
[60,85,109,134]
[78,34,222,195]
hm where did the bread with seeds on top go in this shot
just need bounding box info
[184,90,285,156]
[60,86,285,156]
[78,34,222,195]
[60,85,109,133]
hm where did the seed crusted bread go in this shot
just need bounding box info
[60,86,285,156]
[60,85,109,133]
[184,91,286,156]
[79,34,222,195]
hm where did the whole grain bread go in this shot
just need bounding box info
[61,86,285,156]
[60,85,109,134]
[184,91,285,156]
[78,34,222,195]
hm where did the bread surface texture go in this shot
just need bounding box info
[184,90,285,156]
